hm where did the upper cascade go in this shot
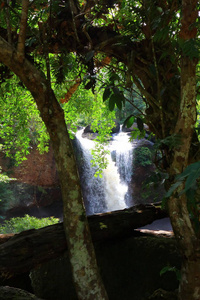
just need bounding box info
[75,127,136,215]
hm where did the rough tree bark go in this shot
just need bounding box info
[0,39,108,300]
[167,1,200,299]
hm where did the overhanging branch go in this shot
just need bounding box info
[17,0,29,61]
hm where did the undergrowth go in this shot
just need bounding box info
[0,214,59,234]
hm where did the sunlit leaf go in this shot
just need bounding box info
[124,115,135,128]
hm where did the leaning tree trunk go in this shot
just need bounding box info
[0,37,108,300]
[167,1,200,299]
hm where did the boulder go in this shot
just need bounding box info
[30,232,180,300]
[0,286,44,300]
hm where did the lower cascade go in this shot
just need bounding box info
[75,127,136,215]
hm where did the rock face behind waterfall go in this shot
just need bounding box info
[0,123,164,220]
[0,145,63,221]
[129,139,165,206]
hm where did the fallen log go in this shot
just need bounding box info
[0,203,167,279]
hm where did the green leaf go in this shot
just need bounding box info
[112,86,120,94]
[130,128,141,140]
[115,98,122,110]
[160,266,181,281]
[113,93,124,110]
[103,88,112,102]
[160,266,175,276]
[165,180,183,198]
[109,96,115,111]
[185,167,200,191]
[85,50,95,62]
[186,188,196,203]
[124,115,135,128]
[179,39,199,59]
[109,73,120,82]
[177,162,200,182]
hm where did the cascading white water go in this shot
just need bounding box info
[75,127,136,215]
[109,127,136,204]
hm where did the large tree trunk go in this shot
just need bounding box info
[124,2,200,299]
[178,258,200,300]
[167,1,200,299]
[0,37,108,300]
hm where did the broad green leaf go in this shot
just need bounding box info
[186,188,196,203]
[111,92,124,110]
[136,117,144,132]
[112,86,120,94]
[185,167,200,191]
[165,180,183,198]
[103,88,112,102]
[109,96,115,111]
[109,73,120,82]
[160,266,176,276]
[130,128,141,140]
[115,97,122,110]
[124,115,135,128]
[85,50,95,62]
[179,39,199,59]
[177,162,200,181]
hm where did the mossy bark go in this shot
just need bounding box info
[167,1,200,299]
[0,37,108,300]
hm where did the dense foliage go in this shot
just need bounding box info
[0,214,59,234]
[0,1,200,299]
[133,146,153,167]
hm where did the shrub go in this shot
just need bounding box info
[0,214,59,234]
[134,146,153,167]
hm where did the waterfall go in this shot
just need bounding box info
[75,127,136,215]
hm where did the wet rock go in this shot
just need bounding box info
[0,286,44,300]
[148,288,178,300]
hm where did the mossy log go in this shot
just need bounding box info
[0,203,167,279]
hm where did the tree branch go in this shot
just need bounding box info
[17,0,29,61]
[5,0,12,44]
